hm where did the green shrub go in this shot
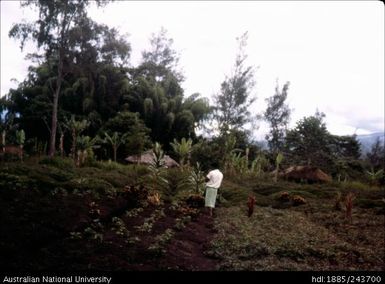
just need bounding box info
[220,180,252,206]
[162,168,189,201]
[97,172,131,188]
[340,181,370,191]
[67,177,116,198]
[39,156,75,170]
[355,198,385,209]
[94,160,126,171]
[45,166,75,182]
[0,172,31,190]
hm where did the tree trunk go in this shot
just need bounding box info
[60,133,64,157]
[1,130,5,153]
[113,146,117,162]
[81,150,87,166]
[71,129,77,161]
[48,49,64,157]
[76,150,81,167]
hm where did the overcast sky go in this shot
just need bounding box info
[1,1,384,139]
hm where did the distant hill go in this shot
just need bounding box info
[356,132,384,154]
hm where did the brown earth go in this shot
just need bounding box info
[0,185,220,271]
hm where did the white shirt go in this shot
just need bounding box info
[206,169,223,189]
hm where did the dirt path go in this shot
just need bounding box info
[160,212,219,270]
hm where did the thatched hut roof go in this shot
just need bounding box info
[282,166,332,183]
[125,151,179,168]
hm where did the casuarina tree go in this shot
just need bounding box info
[213,32,256,135]
[264,81,291,155]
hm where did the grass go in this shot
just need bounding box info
[207,204,384,270]
[207,206,341,270]
[203,174,384,271]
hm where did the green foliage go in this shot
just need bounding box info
[250,153,269,177]
[68,116,90,160]
[366,138,385,171]
[274,152,284,182]
[284,111,363,178]
[5,15,209,158]
[111,217,130,238]
[147,142,168,193]
[170,137,193,167]
[226,151,248,177]
[103,111,150,158]
[264,81,291,154]
[122,28,210,147]
[76,135,99,166]
[0,112,17,147]
[103,132,128,162]
[141,27,182,81]
[223,133,239,171]
[15,129,25,146]
[7,0,134,156]
[213,32,256,134]
[163,168,189,202]
[366,168,384,185]
[9,0,111,156]
[187,162,206,195]
[39,156,75,170]
[68,177,116,199]
[285,111,332,168]
[0,172,31,190]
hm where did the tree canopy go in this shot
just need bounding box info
[213,32,256,134]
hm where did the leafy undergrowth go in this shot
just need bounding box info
[206,206,384,270]
[0,160,383,271]
[206,178,385,271]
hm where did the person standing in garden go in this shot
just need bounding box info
[205,166,224,217]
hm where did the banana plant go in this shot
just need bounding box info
[76,135,99,167]
[0,113,17,153]
[104,132,128,162]
[335,159,348,182]
[366,168,384,185]
[251,153,269,177]
[15,129,25,161]
[274,152,284,182]
[68,116,89,160]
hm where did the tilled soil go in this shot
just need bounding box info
[0,187,220,271]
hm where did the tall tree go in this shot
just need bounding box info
[0,112,17,152]
[125,29,209,147]
[366,138,385,171]
[264,81,291,155]
[285,110,332,167]
[213,32,256,134]
[140,27,183,83]
[9,0,107,157]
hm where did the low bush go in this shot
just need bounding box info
[39,156,75,170]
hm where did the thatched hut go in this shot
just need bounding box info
[125,151,179,168]
[282,166,332,183]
